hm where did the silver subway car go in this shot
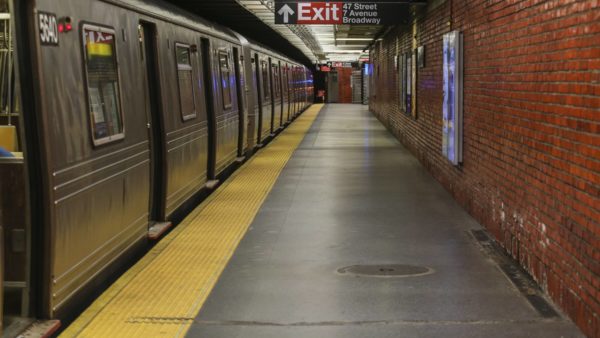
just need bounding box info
[1,0,313,329]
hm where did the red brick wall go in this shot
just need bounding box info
[369,1,599,336]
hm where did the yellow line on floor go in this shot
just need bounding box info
[60,104,323,338]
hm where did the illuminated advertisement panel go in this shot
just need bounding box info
[442,30,463,165]
[406,52,412,114]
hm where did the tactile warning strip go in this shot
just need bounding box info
[60,104,323,338]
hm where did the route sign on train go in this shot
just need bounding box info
[274,1,426,25]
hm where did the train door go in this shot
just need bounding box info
[1,0,25,326]
[290,67,295,118]
[296,67,301,114]
[270,60,282,132]
[293,67,299,115]
[258,56,271,142]
[290,67,295,116]
[276,61,284,128]
[2,0,42,332]
[288,67,293,119]
[232,47,246,157]
[138,22,167,235]
[285,65,291,122]
[281,64,289,123]
[267,57,275,135]
[250,52,261,147]
[201,38,217,181]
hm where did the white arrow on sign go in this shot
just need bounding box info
[278,4,295,23]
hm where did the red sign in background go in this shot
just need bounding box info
[297,2,343,24]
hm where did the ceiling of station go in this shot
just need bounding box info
[165,0,417,65]
[235,0,387,62]
[167,0,315,66]
[313,24,383,62]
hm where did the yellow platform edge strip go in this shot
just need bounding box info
[60,104,323,338]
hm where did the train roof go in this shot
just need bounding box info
[111,0,241,44]
[244,37,304,67]
[102,0,308,68]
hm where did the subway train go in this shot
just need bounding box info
[0,0,313,327]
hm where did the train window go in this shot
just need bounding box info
[261,60,270,100]
[82,25,124,145]
[219,51,232,109]
[176,43,196,120]
[273,65,281,99]
[282,67,288,98]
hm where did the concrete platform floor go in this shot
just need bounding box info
[187,104,583,338]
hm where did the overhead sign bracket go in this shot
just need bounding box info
[274,1,425,25]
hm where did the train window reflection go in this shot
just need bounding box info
[261,60,270,100]
[273,65,280,99]
[175,44,196,120]
[82,25,124,145]
[219,51,232,109]
[281,67,287,102]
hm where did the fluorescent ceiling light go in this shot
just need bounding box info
[323,50,365,53]
[335,38,373,41]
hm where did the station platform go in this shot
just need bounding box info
[61,104,583,338]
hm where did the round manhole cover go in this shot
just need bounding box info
[337,264,433,277]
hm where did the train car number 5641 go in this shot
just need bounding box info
[39,12,59,46]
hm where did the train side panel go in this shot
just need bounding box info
[34,0,151,315]
[281,63,291,123]
[290,66,297,117]
[208,38,241,177]
[256,52,272,143]
[270,59,283,131]
[302,67,309,108]
[158,23,209,217]
[232,43,248,157]
[293,67,301,116]
[28,0,309,319]
[292,65,299,113]
[245,50,260,149]
[306,68,313,107]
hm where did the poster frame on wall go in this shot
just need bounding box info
[397,53,405,111]
[411,48,418,119]
[405,51,412,116]
[442,30,463,166]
